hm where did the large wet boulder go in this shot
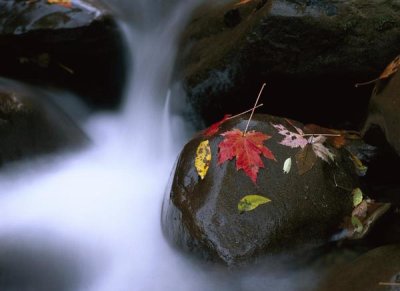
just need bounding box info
[179,0,400,126]
[317,244,400,291]
[0,78,87,166]
[0,0,126,108]
[162,114,363,265]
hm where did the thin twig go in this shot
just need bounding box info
[379,282,400,286]
[244,83,266,134]
[58,62,74,74]
[333,173,352,191]
[355,79,379,88]
[301,133,341,137]
[228,103,264,120]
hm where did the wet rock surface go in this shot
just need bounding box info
[179,0,400,127]
[0,0,126,108]
[0,78,88,166]
[162,114,361,265]
[317,244,400,291]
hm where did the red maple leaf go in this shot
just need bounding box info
[218,129,276,183]
[204,114,231,136]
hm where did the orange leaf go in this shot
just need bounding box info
[203,115,231,136]
[47,0,72,8]
[218,129,275,183]
[355,55,400,87]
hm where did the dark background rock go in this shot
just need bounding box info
[162,114,359,265]
[178,0,400,128]
[0,0,127,109]
[317,244,400,291]
[0,78,88,166]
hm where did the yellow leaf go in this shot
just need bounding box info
[352,188,363,207]
[195,140,211,180]
[238,195,271,213]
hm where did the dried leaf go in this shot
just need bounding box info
[47,0,72,7]
[272,123,308,149]
[311,137,335,162]
[351,216,363,233]
[295,144,317,175]
[352,188,363,207]
[355,55,400,87]
[238,195,271,213]
[350,153,368,176]
[352,200,368,218]
[195,140,211,180]
[283,157,292,174]
[218,129,275,183]
[204,115,231,136]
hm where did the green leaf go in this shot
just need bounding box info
[351,216,363,233]
[352,188,363,207]
[238,195,271,213]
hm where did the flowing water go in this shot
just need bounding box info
[0,1,319,290]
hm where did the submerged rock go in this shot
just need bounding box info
[0,0,126,108]
[0,78,87,166]
[317,244,400,291]
[162,114,363,265]
[179,0,400,126]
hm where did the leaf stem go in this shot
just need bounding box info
[355,79,379,88]
[379,282,400,286]
[228,103,264,120]
[244,83,266,135]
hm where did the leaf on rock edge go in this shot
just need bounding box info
[238,195,271,213]
[303,123,346,149]
[272,123,308,149]
[352,188,363,207]
[380,55,400,79]
[204,115,231,136]
[195,140,211,180]
[352,200,368,218]
[311,136,335,163]
[47,0,72,7]
[218,129,276,183]
[350,153,368,176]
[295,144,317,175]
[351,216,363,233]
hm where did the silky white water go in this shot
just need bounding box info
[0,1,316,290]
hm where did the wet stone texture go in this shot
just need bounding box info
[0,78,87,166]
[162,114,362,265]
[0,0,126,108]
[178,0,400,127]
[317,244,400,291]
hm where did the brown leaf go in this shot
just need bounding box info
[295,144,317,175]
[352,200,368,218]
[304,124,346,148]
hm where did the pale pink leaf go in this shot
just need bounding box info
[272,123,308,149]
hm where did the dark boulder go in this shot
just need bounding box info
[0,78,88,166]
[317,244,400,291]
[162,114,362,265]
[0,0,126,109]
[179,0,400,127]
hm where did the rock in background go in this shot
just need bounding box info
[0,78,88,166]
[178,0,400,127]
[0,0,127,109]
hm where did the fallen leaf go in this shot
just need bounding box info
[355,55,400,87]
[352,200,368,218]
[195,140,211,180]
[303,123,346,149]
[283,157,292,174]
[352,188,363,207]
[350,153,368,176]
[311,136,335,162]
[295,144,317,175]
[272,123,308,149]
[238,195,271,213]
[351,216,363,233]
[47,0,72,8]
[218,129,275,183]
[204,115,231,136]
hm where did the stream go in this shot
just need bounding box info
[0,1,320,290]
